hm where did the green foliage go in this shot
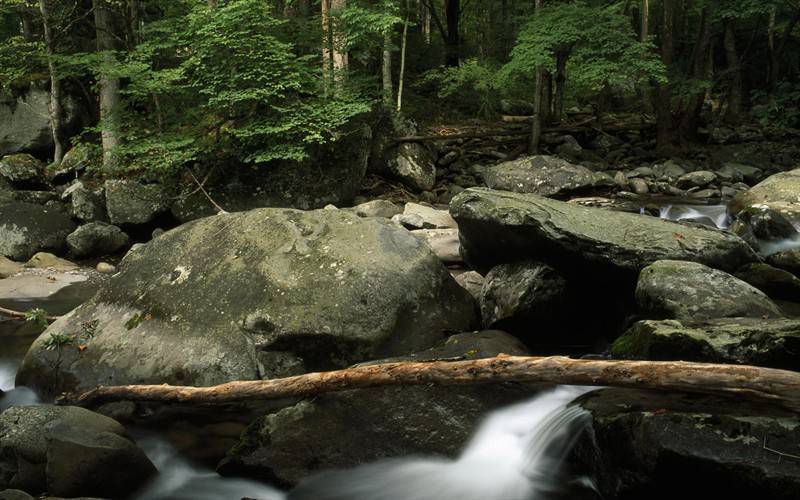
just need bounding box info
[0,36,44,90]
[504,2,666,95]
[42,331,74,350]
[24,307,50,328]
[751,82,800,128]
[420,59,504,117]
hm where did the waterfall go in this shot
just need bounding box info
[288,385,596,500]
[659,204,731,230]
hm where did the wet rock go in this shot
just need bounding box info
[736,205,798,243]
[411,228,461,263]
[574,389,800,500]
[66,222,130,258]
[61,181,106,222]
[611,318,800,368]
[217,332,532,487]
[23,252,78,271]
[450,188,757,277]
[734,263,800,302]
[0,154,44,187]
[351,199,402,219]
[0,257,22,278]
[104,180,172,225]
[453,270,483,300]
[0,405,155,497]
[18,208,476,395]
[479,261,568,337]
[483,156,599,198]
[636,260,783,321]
[766,249,800,277]
[729,168,800,224]
[0,202,76,261]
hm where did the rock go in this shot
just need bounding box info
[49,144,94,184]
[151,227,165,239]
[61,181,107,222]
[676,170,716,189]
[18,208,476,395]
[0,88,82,156]
[450,188,757,277]
[483,156,599,198]
[0,202,76,261]
[613,171,628,189]
[0,154,44,187]
[734,263,800,302]
[217,332,531,486]
[0,491,35,500]
[66,222,130,258]
[636,260,783,321]
[479,261,567,336]
[0,405,155,497]
[104,180,172,225]
[611,318,800,368]
[23,252,78,271]
[629,178,649,195]
[437,150,459,167]
[391,143,437,191]
[351,199,402,219]
[401,202,457,229]
[411,228,461,263]
[499,99,534,115]
[736,206,798,241]
[730,168,800,224]
[453,270,484,300]
[95,262,116,274]
[719,162,763,185]
[653,160,686,180]
[555,135,583,158]
[11,191,57,205]
[0,257,22,278]
[766,249,800,277]
[574,388,800,500]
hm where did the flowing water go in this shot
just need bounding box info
[659,204,731,230]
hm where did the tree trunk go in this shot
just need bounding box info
[768,8,800,94]
[382,30,393,106]
[93,0,121,170]
[655,0,675,148]
[396,0,410,113]
[677,1,714,142]
[321,0,332,82]
[330,0,348,77]
[640,0,654,114]
[68,356,800,413]
[420,0,431,45]
[444,0,460,66]
[723,20,742,124]
[553,50,567,124]
[528,0,543,154]
[39,0,64,167]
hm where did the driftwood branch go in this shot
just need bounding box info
[0,306,60,322]
[67,356,800,412]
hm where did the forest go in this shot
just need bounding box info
[1,1,800,500]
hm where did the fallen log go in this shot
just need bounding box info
[67,356,800,412]
[0,305,60,322]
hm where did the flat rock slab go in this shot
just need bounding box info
[450,188,758,276]
[0,273,88,301]
[483,155,599,198]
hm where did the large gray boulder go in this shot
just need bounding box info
[573,389,800,500]
[611,318,800,368]
[636,260,783,321]
[0,203,76,261]
[734,263,800,301]
[0,89,73,156]
[391,142,437,191]
[61,181,106,222]
[0,405,155,497]
[483,156,599,198]
[0,154,44,187]
[17,208,476,395]
[217,331,531,487]
[172,121,372,222]
[104,180,172,225]
[450,188,758,276]
[730,168,800,225]
[66,222,130,258]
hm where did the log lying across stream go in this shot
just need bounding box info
[67,356,800,412]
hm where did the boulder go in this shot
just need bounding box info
[61,181,107,222]
[0,154,44,187]
[399,203,456,229]
[676,170,716,189]
[49,144,94,184]
[453,270,483,300]
[729,168,800,225]
[766,249,800,277]
[391,142,437,191]
[0,88,82,156]
[217,331,531,487]
[611,318,800,368]
[351,199,402,219]
[66,222,130,258]
[450,188,757,277]
[23,252,78,271]
[0,257,22,279]
[573,388,800,500]
[410,228,461,263]
[483,156,599,198]
[719,162,762,185]
[0,405,155,497]
[635,260,783,321]
[734,263,800,302]
[0,202,76,261]
[735,206,798,241]
[104,180,172,225]
[172,121,372,222]
[17,208,476,395]
[479,261,568,336]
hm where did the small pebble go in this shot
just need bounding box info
[96,262,117,274]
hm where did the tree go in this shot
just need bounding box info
[93,0,121,169]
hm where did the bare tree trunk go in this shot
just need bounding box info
[93,0,121,170]
[321,0,332,82]
[723,20,742,123]
[553,50,567,124]
[656,0,675,148]
[68,356,800,413]
[330,0,348,78]
[382,30,393,106]
[39,0,64,167]
[396,0,410,113]
[529,0,543,154]
[677,1,714,142]
[640,0,654,113]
